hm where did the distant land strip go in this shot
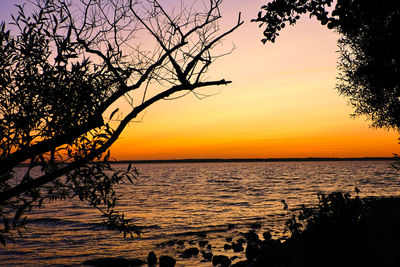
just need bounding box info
[112,157,397,164]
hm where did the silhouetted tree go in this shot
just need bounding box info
[253,0,400,131]
[0,0,242,244]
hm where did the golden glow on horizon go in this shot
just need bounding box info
[110,0,399,160]
[2,1,398,160]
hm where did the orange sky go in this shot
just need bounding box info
[2,0,399,160]
[110,0,399,160]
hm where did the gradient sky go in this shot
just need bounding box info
[2,0,399,160]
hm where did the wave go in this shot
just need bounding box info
[28,217,77,225]
[27,217,115,231]
[206,179,232,183]
[28,217,161,233]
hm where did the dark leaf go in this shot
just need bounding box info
[109,108,119,120]
[13,204,27,227]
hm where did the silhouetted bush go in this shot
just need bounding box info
[244,190,376,267]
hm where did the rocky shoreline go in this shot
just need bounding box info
[83,194,400,267]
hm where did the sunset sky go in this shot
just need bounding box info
[2,0,399,160]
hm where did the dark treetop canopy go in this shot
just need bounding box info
[254,0,400,132]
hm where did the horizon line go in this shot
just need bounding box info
[111,156,397,164]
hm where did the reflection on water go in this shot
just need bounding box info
[1,161,399,266]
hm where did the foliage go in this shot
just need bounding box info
[285,190,365,237]
[242,190,372,267]
[283,190,371,266]
[0,0,242,245]
[253,0,400,131]
[252,0,334,44]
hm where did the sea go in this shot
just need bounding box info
[1,160,400,266]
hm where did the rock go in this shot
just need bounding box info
[232,242,244,252]
[230,256,239,261]
[202,251,213,261]
[212,255,231,267]
[206,244,212,250]
[147,251,157,265]
[223,244,232,250]
[226,237,233,242]
[263,231,272,241]
[236,238,246,245]
[244,230,259,243]
[159,256,176,267]
[199,240,209,247]
[181,247,199,258]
